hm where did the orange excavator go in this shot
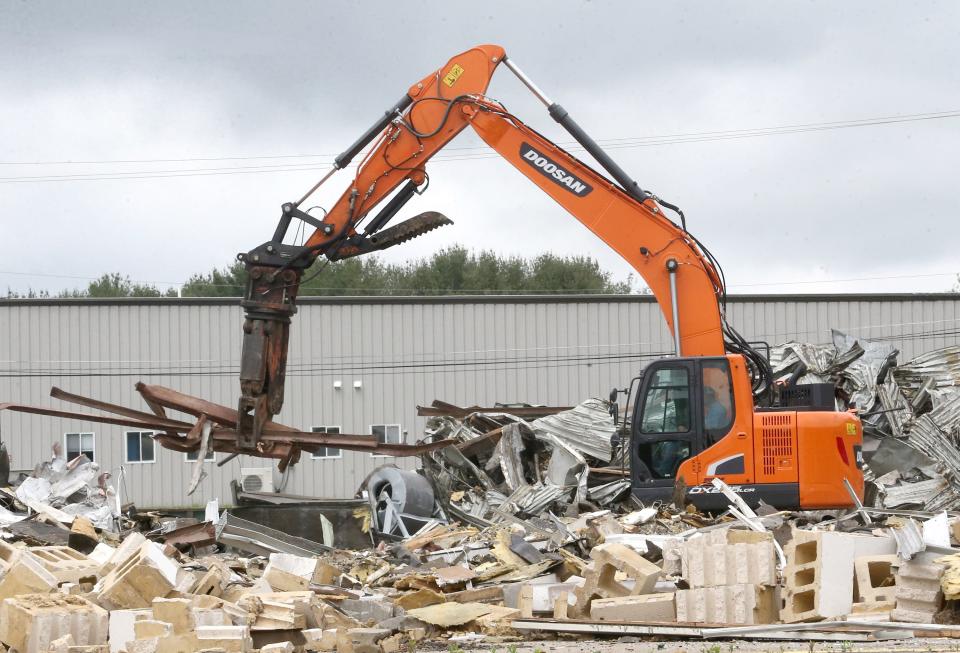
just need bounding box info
[234,45,864,510]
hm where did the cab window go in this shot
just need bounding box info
[702,360,734,437]
[640,367,690,434]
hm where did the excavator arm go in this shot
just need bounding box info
[235,44,747,449]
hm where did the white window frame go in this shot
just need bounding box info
[184,448,216,463]
[370,423,402,458]
[310,426,343,460]
[124,430,156,464]
[64,432,95,463]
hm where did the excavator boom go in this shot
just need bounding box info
[235,45,739,448]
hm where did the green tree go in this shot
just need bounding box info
[58,273,176,298]
[181,262,247,297]
[113,245,642,298]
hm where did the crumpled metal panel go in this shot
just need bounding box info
[588,479,631,506]
[894,346,960,396]
[530,398,616,463]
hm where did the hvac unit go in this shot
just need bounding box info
[240,467,274,493]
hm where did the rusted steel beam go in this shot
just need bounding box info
[51,386,193,428]
[416,401,573,419]
[0,402,193,432]
[5,384,455,464]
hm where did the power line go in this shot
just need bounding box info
[2,109,958,183]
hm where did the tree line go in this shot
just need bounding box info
[6,246,641,298]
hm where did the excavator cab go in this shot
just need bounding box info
[623,355,865,511]
[629,357,736,492]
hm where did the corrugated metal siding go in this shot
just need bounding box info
[1,294,957,508]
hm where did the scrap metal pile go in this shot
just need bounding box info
[771,331,960,511]
[416,399,630,530]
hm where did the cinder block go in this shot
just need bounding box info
[152,598,194,634]
[0,539,23,574]
[95,542,178,609]
[682,529,776,588]
[152,625,252,653]
[590,593,676,623]
[30,546,99,583]
[261,553,322,592]
[0,552,58,599]
[572,542,662,617]
[781,529,893,623]
[99,532,146,577]
[0,593,108,653]
[676,584,777,625]
[855,554,899,604]
[891,557,944,623]
[107,607,151,653]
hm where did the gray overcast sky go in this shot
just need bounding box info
[1,1,958,295]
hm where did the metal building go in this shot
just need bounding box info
[1,293,958,509]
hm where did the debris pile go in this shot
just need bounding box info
[3,484,960,651]
[1,444,120,540]
[416,399,629,532]
[772,332,960,511]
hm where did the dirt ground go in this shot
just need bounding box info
[420,637,960,653]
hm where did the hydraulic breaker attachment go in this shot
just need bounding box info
[237,263,302,450]
[236,203,323,450]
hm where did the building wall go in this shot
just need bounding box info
[1,293,957,509]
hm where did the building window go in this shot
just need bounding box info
[65,432,95,462]
[371,424,402,457]
[125,431,156,463]
[311,426,342,459]
[185,448,215,462]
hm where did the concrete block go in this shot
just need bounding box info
[0,552,58,599]
[676,585,777,625]
[151,598,193,634]
[337,628,391,653]
[682,529,776,588]
[553,591,570,620]
[106,608,151,653]
[339,598,396,624]
[30,546,99,583]
[193,625,252,653]
[133,620,173,639]
[260,643,294,653]
[88,543,116,568]
[854,554,899,603]
[781,529,893,622]
[0,593,108,653]
[572,542,662,617]
[0,539,23,575]
[850,600,895,621]
[891,557,944,623]
[301,628,335,652]
[261,553,322,592]
[99,533,146,577]
[591,593,676,623]
[95,543,178,610]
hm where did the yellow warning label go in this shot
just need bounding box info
[846,422,857,435]
[442,63,465,87]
